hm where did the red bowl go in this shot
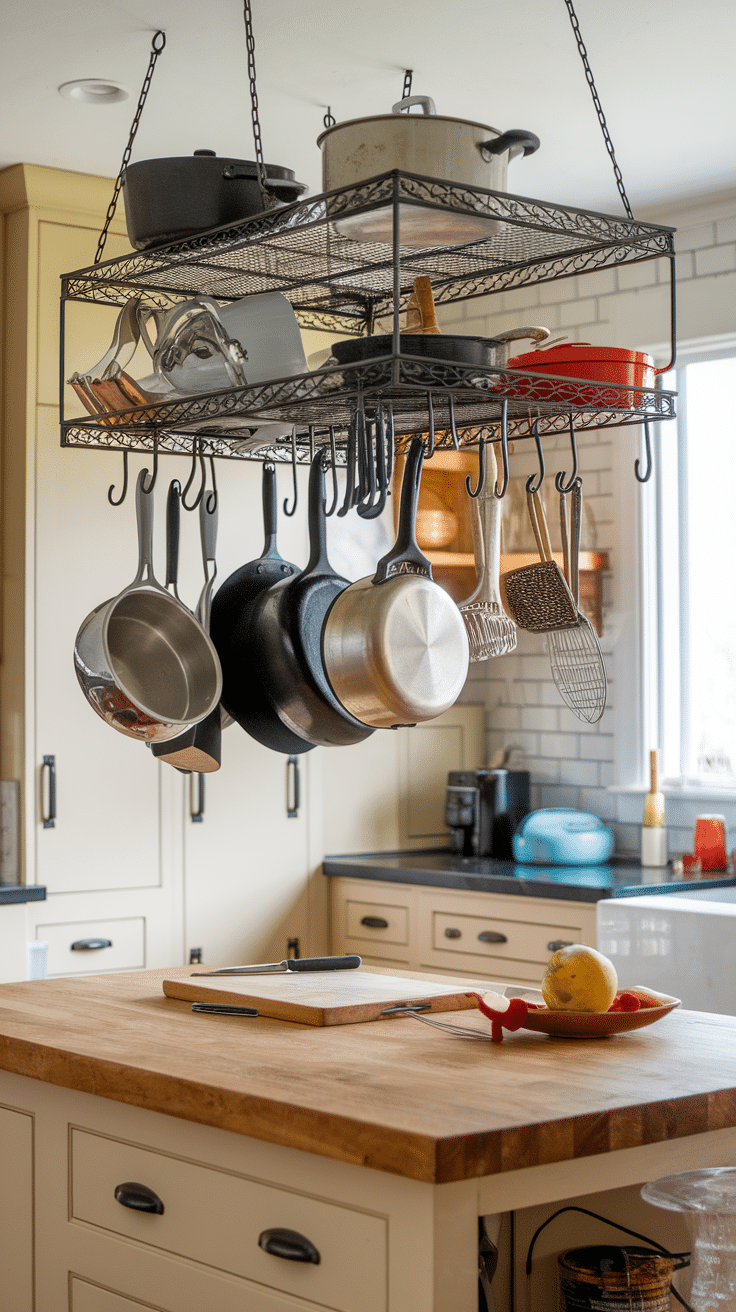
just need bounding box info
[506,343,656,407]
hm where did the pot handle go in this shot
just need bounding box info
[222,163,271,182]
[373,438,432,585]
[304,452,332,575]
[488,326,550,346]
[391,94,436,116]
[479,129,540,162]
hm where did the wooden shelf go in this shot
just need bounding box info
[426,550,610,572]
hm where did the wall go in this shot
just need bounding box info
[447,186,736,854]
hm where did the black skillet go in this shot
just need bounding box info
[248,452,375,748]
[209,464,314,755]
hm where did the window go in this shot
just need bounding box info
[656,345,736,787]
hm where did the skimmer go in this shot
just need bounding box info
[459,443,517,660]
[545,479,607,724]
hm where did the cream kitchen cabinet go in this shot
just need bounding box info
[330,876,597,986]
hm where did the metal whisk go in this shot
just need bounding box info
[545,479,607,724]
[459,443,517,660]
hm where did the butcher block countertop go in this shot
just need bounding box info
[0,965,735,1184]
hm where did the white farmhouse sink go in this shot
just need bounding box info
[596,886,736,1015]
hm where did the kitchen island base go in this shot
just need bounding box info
[2,1068,733,1311]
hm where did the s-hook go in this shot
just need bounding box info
[525,423,545,495]
[283,427,299,516]
[181,442,206,511]
[323,106,336,128]
[554,416,579,494]
[494,399,510,499]
[325,427,339,516]
[634,421,653,483]
[142,436,159,494]
[425,391,436,458]
[448,394,460,451]
[205,455,218,514]
[466,435,487,498]
[108,449,129,506]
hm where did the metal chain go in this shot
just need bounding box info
[562,0,634,220]
[243,0,274,209]
[94,30,166,264]
[402,69,413,102]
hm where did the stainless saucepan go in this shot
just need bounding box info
[74,469,222,742]
[322,438,469,728]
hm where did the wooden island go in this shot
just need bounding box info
[1,965,735,1310]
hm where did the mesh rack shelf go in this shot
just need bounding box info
[60,169,677,458]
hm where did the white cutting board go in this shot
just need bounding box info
[162,970,479,1027]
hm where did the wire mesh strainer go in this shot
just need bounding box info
[459,443,517,660]
[545,479,607,724]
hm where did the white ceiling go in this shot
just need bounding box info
[1,0,732,220]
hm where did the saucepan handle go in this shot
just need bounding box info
[372,438,432,584]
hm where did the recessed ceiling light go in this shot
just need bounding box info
[59,79,130,105]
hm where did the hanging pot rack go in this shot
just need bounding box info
[59,4,677,487]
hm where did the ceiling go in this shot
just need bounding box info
[1,0,731,220]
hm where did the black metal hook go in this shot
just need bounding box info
[337,410,358,518]
[494,399,510,499]
[466,436,487,498]
[323,106,336,128]
[205,455,218,514]
[360,404,388,520]
[181,442,206,511]
[308,424,315,463]
[525,423,545,495]
[448,394,460,451]
[283,427,298,516]
[554,416,580,494]
[425,391,436,458]
[634,421,653,483]
[142,436,159,494]
[108,449,129,506]
[325,427,339,516]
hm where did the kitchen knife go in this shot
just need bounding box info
[191,954,361,977]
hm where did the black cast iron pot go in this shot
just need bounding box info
[123,150,308,250]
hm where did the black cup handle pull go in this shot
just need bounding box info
[114,1181,164,1215]
[71,938,113,951]
[286,756,299,819]
[547,940,575,953]
[444,927,462,940]
[41,755,56,829]
[360,916,389,929]
[478,931,508,944]
[259,1227,320,1264]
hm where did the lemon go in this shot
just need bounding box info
[541,944,618,1013]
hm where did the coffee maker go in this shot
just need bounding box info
[445,769,530,859]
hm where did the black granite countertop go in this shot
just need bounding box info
[0,886,46,906]
[322,850,736,904]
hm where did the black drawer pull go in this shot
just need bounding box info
[547,940,575,952]
[478,931,508,944]
[71,938,113,951]
[259,1227,320,1264]
[360,916,389,929]
[444,927,462,939]
[114,1182,164,1215]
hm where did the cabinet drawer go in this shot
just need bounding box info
[431,910,582,967]
[34,917,144,976]
[71,1130,387,1312]
[71,1273,325,1312]
[346,899,409,946]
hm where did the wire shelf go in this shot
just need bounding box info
[61,170,675,332]
[61,353,675,458]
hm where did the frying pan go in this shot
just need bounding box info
[248,454,375,748]
[74,470,221,742]
[209,464,314,755]
[329,326,549,374]
[151,482,222,772]
[322,438,469,728]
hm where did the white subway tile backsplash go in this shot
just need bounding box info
[539,279,576,305]
[521,706,558,733]
[676,222,716,252]
[559,298,597,327]
[579,735,615,762]
[537,732,579,759]
[671,251,694,281]
[523,756,561,784]
[716,217,736,245]
[493,705,521,731]
[695,243,736,277]
[579,786,616,821]
[561,760,600,788]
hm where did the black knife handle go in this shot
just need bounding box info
[288,955,361,971]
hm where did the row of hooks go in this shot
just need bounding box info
[108,436,218,512]
[105,400,653,513]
